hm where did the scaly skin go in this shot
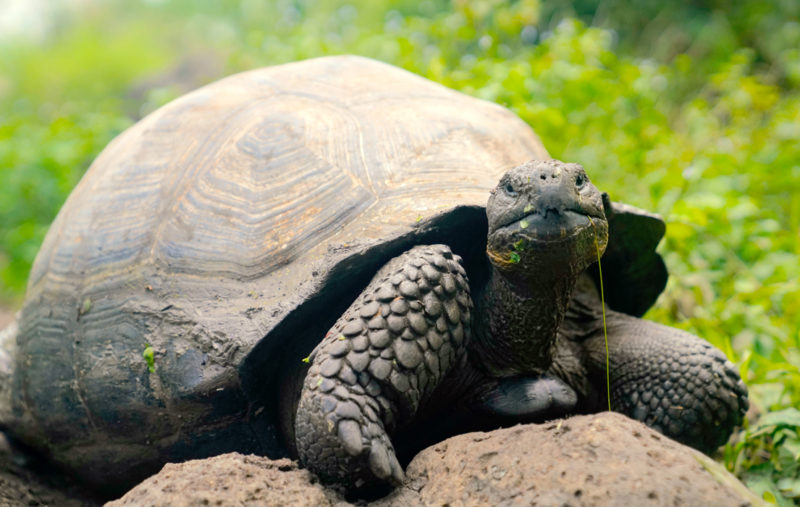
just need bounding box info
[295,245,472,486]
[295,159,748,488]
[554,274,749,453]
[595,314,747,453]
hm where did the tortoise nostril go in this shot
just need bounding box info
[540,174,546,180]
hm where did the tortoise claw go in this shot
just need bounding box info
[368,440,392,480]
[389,451,405,486]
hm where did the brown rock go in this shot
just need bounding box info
[106,455,348,506]
[107,413,760,506]
[382,412,759,506]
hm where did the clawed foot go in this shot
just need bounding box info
[294,244,472,488]
[595,317,749,454]
[295,352,405,487]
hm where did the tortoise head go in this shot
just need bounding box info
[486,159,609,281]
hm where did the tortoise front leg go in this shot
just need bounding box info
[581,310,748,453]
[294,244,472,488]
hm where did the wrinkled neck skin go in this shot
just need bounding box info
[471,259,579,378]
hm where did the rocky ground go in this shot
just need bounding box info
[106,413,759,506]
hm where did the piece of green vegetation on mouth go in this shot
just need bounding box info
[513,239,525,251]
[519,219,529,229]
[509,251,521,263]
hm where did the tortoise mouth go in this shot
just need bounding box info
[497,209,593,243]
[486,209,606,270]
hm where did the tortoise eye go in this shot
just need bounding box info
[503,181,518,197]
[576,173,586,188]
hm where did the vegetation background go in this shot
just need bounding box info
[1,0,798,503]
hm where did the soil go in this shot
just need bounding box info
[107,413,759,506]
[106,455,346,507]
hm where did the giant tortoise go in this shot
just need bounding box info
[0,55,747,495]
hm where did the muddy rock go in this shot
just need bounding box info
[382,412,759,506]
[109,413,758,506]
[106,455,348,506]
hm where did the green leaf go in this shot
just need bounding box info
[781,437,800,461]
[745,473,780,506]
[142,345,155,373]
[777,477,800,499]
[763,490,778,505]
[751,408,800,436]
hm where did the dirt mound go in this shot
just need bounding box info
[380,411,758,506]
[109,413,759,506]
[106,455,347,506]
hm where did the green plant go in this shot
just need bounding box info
[726,408,800,504]
[143,344,156,373]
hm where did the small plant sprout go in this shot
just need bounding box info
[143,344,155,373]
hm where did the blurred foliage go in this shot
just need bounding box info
[1,0,799,502]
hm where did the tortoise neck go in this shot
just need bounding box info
[471,264,577,377]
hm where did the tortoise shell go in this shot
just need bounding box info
[0,55,665,494]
